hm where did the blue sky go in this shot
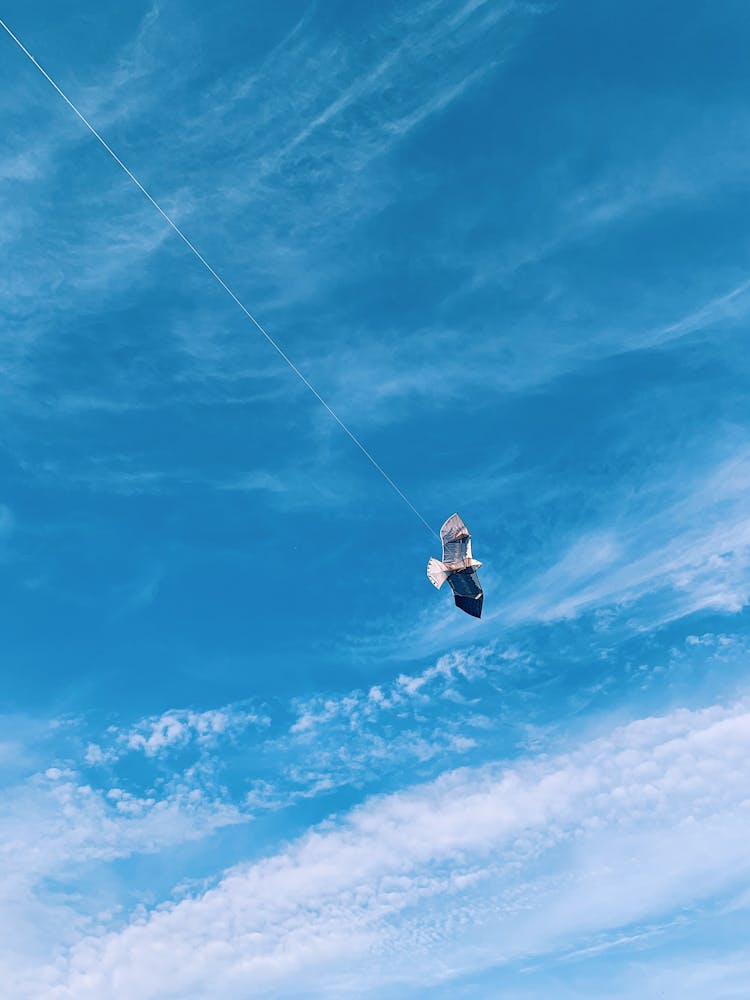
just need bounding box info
[2,0,750,996]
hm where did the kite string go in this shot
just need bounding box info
[0,16,439,540]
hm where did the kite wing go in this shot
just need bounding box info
[448,566,484,618]
[454,592,483,617]
[427,557,450,589]
[440,513,473,567]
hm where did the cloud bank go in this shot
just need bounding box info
[16,696,750,999]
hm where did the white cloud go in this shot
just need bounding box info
[0,767,244,874]
[0,762,248,995]
[245,646,518,807]
[290,645,503,736]
[29,697,750,999]
[507,447,750,625]
[87,704,268,764]
[125,707,261,756]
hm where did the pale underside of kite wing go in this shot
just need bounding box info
[427,557,450,589]
[440,512,473,569]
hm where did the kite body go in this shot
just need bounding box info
[427,513,483,618]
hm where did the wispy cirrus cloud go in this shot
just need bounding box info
[0,0,545,543]
[1,0,532,405]
[505,446,750,626]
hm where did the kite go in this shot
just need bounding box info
[427,513,483,618]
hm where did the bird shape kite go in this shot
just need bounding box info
[427,513,483,618]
